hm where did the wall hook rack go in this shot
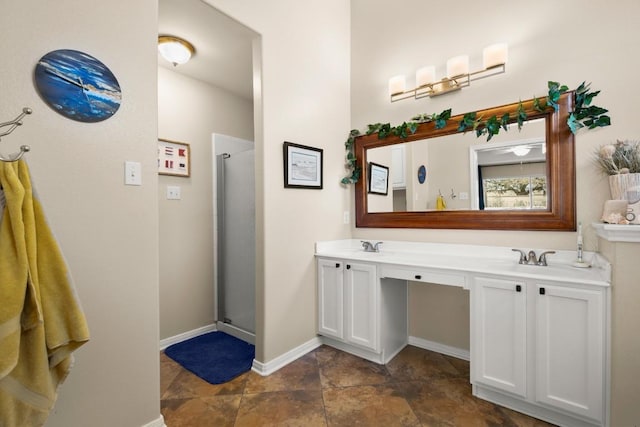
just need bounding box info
[0,107,32,162]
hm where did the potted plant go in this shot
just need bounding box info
[595,140,640,201]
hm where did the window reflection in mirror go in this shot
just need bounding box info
[367,118,547,213]
[471,118,547,210]
[480,161,546,210]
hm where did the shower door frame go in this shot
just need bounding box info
[212,134,255,344]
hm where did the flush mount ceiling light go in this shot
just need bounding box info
[389,43,508,102]
[512,145,531,157]
[158,35,195,66]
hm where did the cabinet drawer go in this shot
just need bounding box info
[379,265,466,288]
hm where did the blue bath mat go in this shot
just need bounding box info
[165,331,255,384]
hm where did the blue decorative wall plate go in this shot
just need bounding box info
[417,165,427,184]
[34,49,121,123]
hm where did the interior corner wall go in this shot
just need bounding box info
[2,1,161,426]
[202,0,352,363]
[157,67,253,340]
[596,239,640,427]
[351,1,640,424]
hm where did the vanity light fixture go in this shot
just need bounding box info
[389,43,508,102]
[158,35,196,66]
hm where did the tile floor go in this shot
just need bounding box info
[160,344,555,426]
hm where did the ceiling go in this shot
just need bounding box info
[158,0,255,101]
[476,141,546,166]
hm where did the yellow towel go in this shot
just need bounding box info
[0,160,89,427]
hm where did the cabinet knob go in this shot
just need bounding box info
[346,264,351,270]
[516,285,521,292]
[539,287,546,295]
[415,275,422,280]
[335,263,340,268]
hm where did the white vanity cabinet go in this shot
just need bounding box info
[317,258,345,340]
[316,239,611,427]
[471,275,608,426]
[317,257,408,363]
[471,277,527,397]
[535,282,605,423]
[317,258,379,352]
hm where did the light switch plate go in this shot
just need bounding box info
[125,161,142,186]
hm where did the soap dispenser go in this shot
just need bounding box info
[436,191,446,210]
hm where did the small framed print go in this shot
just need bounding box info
[368,162,389,195]
[283,142,323,189]
[158,139,190,177]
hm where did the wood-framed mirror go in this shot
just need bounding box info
[354,92,576,230]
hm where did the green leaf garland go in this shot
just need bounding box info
[341,81,611,184]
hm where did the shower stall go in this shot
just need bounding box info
[213,134,255,343]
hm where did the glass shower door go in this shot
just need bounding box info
[216,150,255,334]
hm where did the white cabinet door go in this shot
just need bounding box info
[535,284,604,422]
[472,276,527,397]
[344,262,379,351]
[391,145,406,189]
[317,259,344,340]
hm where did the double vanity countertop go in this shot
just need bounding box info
[315,239,611,287]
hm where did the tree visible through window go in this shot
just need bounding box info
[483,175,547,209]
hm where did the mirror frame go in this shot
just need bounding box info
[354,92,576,231]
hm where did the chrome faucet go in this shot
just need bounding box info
[512,249,556,266]
[536,250,556,266]
[361,240,383,253]
[512,249,527,264]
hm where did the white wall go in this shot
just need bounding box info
[158,67,253,340]
[203,0,352,362]
[1,1,161,426]
[598,240,640,426]
[351,1,640,424]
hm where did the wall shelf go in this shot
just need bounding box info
[592,223,640,243]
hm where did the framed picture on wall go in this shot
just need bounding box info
[368,162,389,195]
[283,141,323,189]
[158,139,190,177]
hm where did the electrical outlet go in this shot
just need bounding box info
[459,192,469,200]
[167,185,181,200]
[343,211,350,224]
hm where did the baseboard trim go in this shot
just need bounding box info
[141,414,165,427]
[217,321,255,345]
[159,324,217,351]
[252,337,323,376]
[408,336,470,361]
[319,336,385,364]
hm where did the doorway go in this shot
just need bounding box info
[158,0,259,345]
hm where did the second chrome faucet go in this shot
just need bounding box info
[512,248,556,266]
[361,240,383,253]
